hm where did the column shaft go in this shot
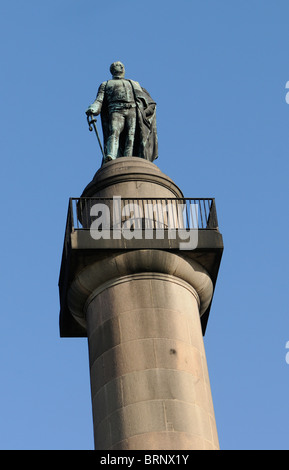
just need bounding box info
[86,272,219,450]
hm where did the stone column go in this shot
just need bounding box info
[61,158,222,450]
[68,250,219,450]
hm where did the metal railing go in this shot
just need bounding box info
[66,197,219,231]
[59,197,219,264]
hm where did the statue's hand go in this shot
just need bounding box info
[145,105,154,118]
[86,100,101,116]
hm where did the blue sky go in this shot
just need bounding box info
[1,0,289,450]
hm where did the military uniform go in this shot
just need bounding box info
[89,78,139,160]
[87,74,158,164]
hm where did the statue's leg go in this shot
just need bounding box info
[123,108,137,156]
[106,112,125,159]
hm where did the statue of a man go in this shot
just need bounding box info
[86,61,158,164]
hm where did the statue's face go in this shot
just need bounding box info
[110,61,125,78]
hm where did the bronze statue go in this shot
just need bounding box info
[86,62,158,164]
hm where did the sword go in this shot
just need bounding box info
[86,114,105,161]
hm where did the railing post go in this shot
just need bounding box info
[69,198,75,232]
[207,199,219,229]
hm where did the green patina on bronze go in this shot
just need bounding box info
[86,62,158,165]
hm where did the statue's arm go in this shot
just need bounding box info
[86,81,107,115]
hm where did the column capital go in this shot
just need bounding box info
[67,249,213,331]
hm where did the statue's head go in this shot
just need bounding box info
[110,61,125,78]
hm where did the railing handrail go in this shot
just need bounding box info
[70,197,216,201]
